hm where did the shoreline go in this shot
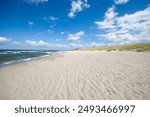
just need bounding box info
[1,50,149,68]
[0,51,150,100]
[0,51,63,68]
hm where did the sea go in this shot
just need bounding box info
[0,49,61,67]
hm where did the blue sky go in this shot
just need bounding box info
[0,0,150,50]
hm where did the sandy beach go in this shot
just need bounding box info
[0,51,150,100]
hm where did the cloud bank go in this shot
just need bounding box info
[26,40,69,48]
[26,40,49,46]
[95,6,150,44]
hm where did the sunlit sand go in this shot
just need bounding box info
[0,51,150,99]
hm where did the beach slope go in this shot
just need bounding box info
[0,51,150,99]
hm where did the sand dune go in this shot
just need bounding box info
[0,51,150,100]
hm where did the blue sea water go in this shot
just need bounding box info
[0,49,61,67]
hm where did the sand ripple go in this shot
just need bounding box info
[0,51,150,99]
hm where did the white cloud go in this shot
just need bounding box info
[47,29,54,34]
[0,37,22,46]
[91,42,96,46]
[24,0,48,5]
[49,16,59,21]
[0,36,9,43]
[26,40,49,47]
[95,6,117,29]
[69,42,104,49]
[28,21,34,27]
[26,40,69,48]
[114,0,130,4]
[60,32,65,35]
[43,16,59,21]
[69,43,76,47]
[68,0,90,18]
[69,43,84,48]
[95,6,150,44]
[67,31,85,41]
[51,44,68,48]
[90,42,103,47]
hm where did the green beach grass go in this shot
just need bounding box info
[83,43,150,52]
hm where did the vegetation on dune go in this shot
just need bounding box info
[83,43,150,52]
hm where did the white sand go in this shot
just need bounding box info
[0,51,150,100]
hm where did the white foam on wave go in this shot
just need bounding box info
[23,58,32,61]
[12,51,21,54]
[0,52,8,54]
[0,51,62,67]
[2,61,15,65]
[19,50,38,53]
[45,52,52,54]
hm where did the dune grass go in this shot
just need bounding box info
[83,43,150,52]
